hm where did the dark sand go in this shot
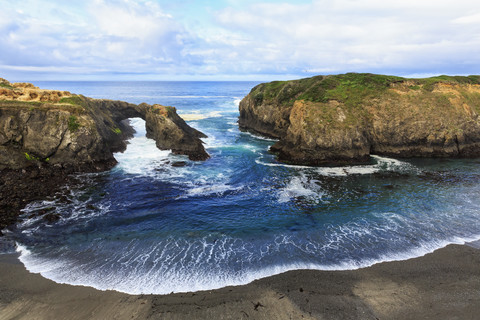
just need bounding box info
[1,244,480,320]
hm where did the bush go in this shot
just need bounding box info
[68,115,80,132]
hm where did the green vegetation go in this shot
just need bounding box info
[24,153,50,162]
[460,91,480,114]
[0,100,43,107]
[251,73,405,108]
[417,75,480,92]
[59,95,88,114]
[24,153,39,161]
[111,127,122,134]
[0,99,83,115]
[250,73,480,109]
[68,115,81,132]
[59,95,87,107]
[0,83,14,89]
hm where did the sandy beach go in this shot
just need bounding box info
[1,243,480,319]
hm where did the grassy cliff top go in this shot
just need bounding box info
[250,73,480,108]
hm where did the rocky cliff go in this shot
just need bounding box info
[144,104,208,161]
[239,73,480,165]
[0,78,209,231]
[0,78,209,171]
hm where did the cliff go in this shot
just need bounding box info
[0,78,209,171]
[239,73,480,165]
[0,78,209,232]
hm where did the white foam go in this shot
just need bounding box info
[15,231,480,295]
[206,111,222,118]
[256,154,416,176]
[255,158,312,169]
[242,131,279,142]
[113,118,172,176]
[277,174,324,203]
[233,98,242,107]
[183,183,242,198]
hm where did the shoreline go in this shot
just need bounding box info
[1,244,480,319]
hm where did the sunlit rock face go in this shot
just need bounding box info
[0,79,208,171]
[239,73,480,165]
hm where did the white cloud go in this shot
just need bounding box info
[204,0,480,76]
[453,12,480,24]
[0,0,197,78]
[1,0,480,80]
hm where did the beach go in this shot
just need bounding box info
[1,243,479,319]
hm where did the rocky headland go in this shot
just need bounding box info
[0,78,208,231]
[239,73,480,165]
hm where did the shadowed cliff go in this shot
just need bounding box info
[239,73,480,165]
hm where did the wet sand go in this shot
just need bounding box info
[1,243,480,319]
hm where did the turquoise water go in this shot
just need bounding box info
[4,81,480,294]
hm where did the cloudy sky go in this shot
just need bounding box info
[1,0,480,81]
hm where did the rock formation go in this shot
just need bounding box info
[0,79,209,172]
[239,73,480,165]
[0,78,209,232]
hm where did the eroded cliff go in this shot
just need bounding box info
[0,79,209,171]
[239,73,480,165]
[0,78,209,231]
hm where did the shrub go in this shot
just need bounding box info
[68,115,81,132]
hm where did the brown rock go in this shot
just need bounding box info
[239,73,480,165]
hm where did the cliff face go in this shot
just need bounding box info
[0,79,209,171]
[239,73,480,165]
[144,104,208,160]
[0,78,209,231]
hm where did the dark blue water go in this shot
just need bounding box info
[4,81,480,294]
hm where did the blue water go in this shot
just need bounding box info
[3,81,480,294]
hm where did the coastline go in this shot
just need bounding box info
[1,243,480,319]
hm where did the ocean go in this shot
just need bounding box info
[3,81,480,294]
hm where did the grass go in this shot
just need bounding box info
[111,127,122,134]
[0,100,43,107]
[250,73,480,109]
[416,75,480,92]
[24,152,49,162]
[251,73,406,108]
[0,83,14,89]
[24,153,39,161]
[248,73,480,134]
[68,115,81,132]
[59,95,88,109]
[460,91,480,114]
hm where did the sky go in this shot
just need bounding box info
[1,0,480,81]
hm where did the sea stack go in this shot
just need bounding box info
[239,73,480,166]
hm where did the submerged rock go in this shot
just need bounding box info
[171,161,188,167]
[239,73,480,165]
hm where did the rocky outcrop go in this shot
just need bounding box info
[239,73,480,165]
[0,78,209,232]
[144,104,208,160]
[0,78,71,102]
[0,79,209,171]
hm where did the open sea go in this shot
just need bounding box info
[2,81,480,294]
